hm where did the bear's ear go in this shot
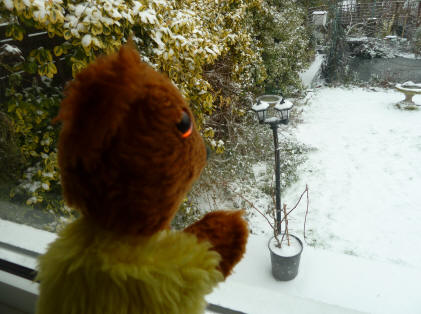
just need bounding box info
[54,45,143,168]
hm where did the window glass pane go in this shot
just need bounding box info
[1,22,74,233]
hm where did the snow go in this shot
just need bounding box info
[206,86,421,313]
[263,117,279,123]
[395,81,421,93]
[282,87,421,268]
[252,102,270,111]
[208,235,421,314]
[258,95,282,105]
[1,44,21,55]
[252,162,267,183]
[299,54,325,88]
[275,100,293,111]
[81,34,92,47]
[138,8,158,24]
[346,37,368,42]
[402,81,421,88]
[3,0,13,10]
[269,235,302,257]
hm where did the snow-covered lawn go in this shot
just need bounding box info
[284,87,421,268]
[208,87,421,313]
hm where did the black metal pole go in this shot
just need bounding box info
[270,123,281,236]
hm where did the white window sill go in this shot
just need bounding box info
[0,219,56,313]
[0,219,240,314]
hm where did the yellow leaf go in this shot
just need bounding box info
[14,0,24,11]
[45,50,53,62]
[63,30,72,40]
[91,23,103,35]
[48,62,57,75]
[55,28,63,37]
[216,146,225,154]
[49,10,58,23]
[53,46,63,57]
[38,64,47,76]
[47,23,55,33]
[15,108,22,120]
[113,25,122,35]
[14,28,24,41]
[103,26,111,35]
[72,62,85,77]
[23,8,32,19]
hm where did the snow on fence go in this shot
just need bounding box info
[308,0,420,40]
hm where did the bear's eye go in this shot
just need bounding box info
[176,111,193,138]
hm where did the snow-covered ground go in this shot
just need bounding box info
[208,87,421,313]
[284,87,421,268]
[299,54,325,88]
[2,86,421,314]
[243,87,421,268]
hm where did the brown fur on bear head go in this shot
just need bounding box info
[56,45,207,236]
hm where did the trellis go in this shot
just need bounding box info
[309,0,420,39]
[309,1,421,82]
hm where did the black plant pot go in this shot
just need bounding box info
[268,234,303,281]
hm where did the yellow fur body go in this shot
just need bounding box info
[36,218,223,314]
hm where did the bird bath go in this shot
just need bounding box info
[395,81,421,108]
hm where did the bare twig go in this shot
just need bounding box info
[222,182,276,231]
[283,203,290,246]
[280,185,308,224]
[223,181,309,246]
[304,184,309,239]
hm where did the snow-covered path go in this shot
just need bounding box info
[285,87,421,268]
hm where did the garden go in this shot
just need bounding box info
[0,0,313,231]
[1,0,421,312]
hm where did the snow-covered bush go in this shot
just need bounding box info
[4,73,62,212]
[347,37,396,59]
[0,0,265,212]
[249,0,313,95]
[173,112,311,230]
[0,0,313,226]
[0,0,264,125]
[0,111,24,192]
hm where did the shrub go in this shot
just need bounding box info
[0,0,265,213]
[0,0,265,124]
[249,0,313,95]
[414,26,421,57]
[1,0,312,226]
[4,74,62,211]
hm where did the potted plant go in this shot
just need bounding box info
[267,185,309,281]
[226,183,309,281]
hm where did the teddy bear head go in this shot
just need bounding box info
[56,45,207,236]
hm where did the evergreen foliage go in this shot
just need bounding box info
[414,26,421,57]
[0,0,312,225]
[251,0,313,95]
[322,5,349,83]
